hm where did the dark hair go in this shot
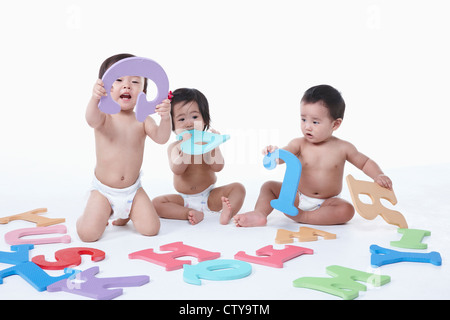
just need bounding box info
[301,84,345,120]
[170,88,211,131]
[98,53,148,94]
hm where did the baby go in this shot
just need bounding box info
[76,53,172,242]
[234,84,392,227]
[153,88,246,225]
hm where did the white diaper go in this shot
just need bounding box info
[179,184,216,213]
[297,192,340,212]
[91,173,142,220]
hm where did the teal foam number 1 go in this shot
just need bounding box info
[263,149,302,216]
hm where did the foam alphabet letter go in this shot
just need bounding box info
[32,247,106,270]
[0,244,78,292]
[176,129,230,155]
[370,245,442,267]
[235,245,313,268]
[293,265,391,300]
[5,225,71,246]
[98,57,169,122]
[183,259,252,285]
[177,130,230,155]
[275,229,301,244]
[263,149,302,216]
[390,228,431,249]
[346,174,408,228]
[47,266,150,300]
[129,241,220,271]
[0,208,65,227]
[275,227,336,244]
[0,244,35,265]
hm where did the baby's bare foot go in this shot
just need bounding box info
[112,218,130,226]
[188,210,204,225]
[219,196,233,225]
[233,211,267,227]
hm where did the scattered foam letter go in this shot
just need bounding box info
[0,208,65,227]
[275,227,336,244]
[293,265,391,300]
[5,225,71,246]
[235,245,313,268]
[390,228,431,250]
[0,244,78,292]
[32,247,106,270]
[183,259,252,286]
[370,245,441,267]
[129,241,220,271]
[47,266,149,300]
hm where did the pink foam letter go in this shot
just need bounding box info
[235,245,313,268]
[129,241,220,271]
[4,225,71,246]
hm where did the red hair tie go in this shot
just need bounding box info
[168,90,173,101]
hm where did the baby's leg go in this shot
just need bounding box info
[76,190,111,242]
[129,188,160,236]
[290,197,354,225]
[153,194,204,225]
[234,181,283,227]
[208,183,246,224]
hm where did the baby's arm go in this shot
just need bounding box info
[203,128,225,172]
[345,142,393,190]
[168,141,190,175]
[204,147,225,172]
[144,99,172,144]
[85,79,107,128]
[261,138,302,164]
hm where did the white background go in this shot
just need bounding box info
[0,0,449,301]
[1,0,449,187]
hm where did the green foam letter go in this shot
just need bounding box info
[293,265,391,300]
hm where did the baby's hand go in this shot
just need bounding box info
[375,174,393,190]
[262,145,278,155]
[155,98,171,119]
[92,79,107,101]
[180,130,192,142]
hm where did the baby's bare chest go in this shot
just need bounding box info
[299,145,346,171]
[97,121,146,149]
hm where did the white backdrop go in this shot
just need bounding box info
[1,0,449,197]
[1,1,450,302]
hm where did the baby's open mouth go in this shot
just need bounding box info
[120,93,132,100]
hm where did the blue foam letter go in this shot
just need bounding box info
[264,149,302,216]
[370,245,442,267]
[183,259,252,285]
[0,244,79,291]
[176,129,230,155]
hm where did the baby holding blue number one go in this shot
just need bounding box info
[234,85,392,227]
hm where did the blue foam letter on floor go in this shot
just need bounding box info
[370,245,442,267]
[183,259,252,285]
[0,244,78,291]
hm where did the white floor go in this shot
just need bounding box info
[0,163,449,300]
